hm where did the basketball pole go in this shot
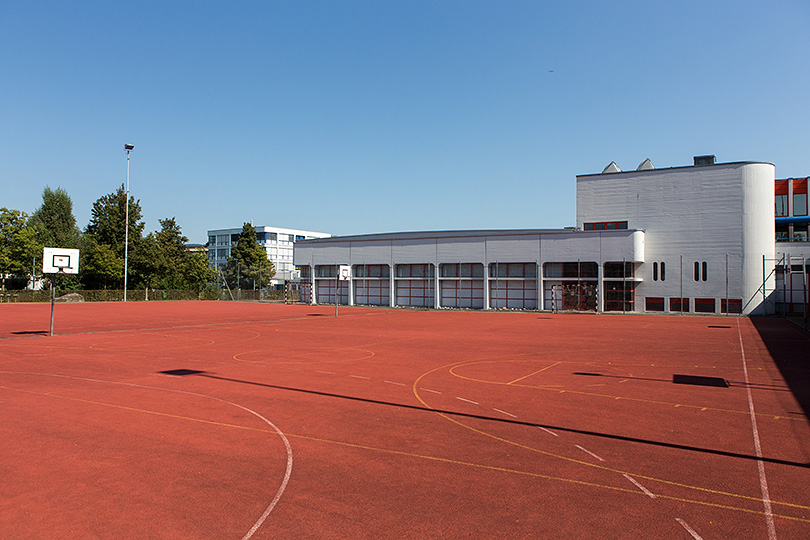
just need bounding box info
[49,269,62,337]
[49,276,55,336]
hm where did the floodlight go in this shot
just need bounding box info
[124,143,134,150]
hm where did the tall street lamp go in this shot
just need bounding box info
[124,143,134,302]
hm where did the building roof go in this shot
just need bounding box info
[296,227,640,244]
[577,160,774,180]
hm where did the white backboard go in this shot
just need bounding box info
[43,248,80,274]
[338,265,352,281]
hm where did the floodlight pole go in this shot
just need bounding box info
[123,144,134,302]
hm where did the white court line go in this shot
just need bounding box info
[456,397,479,405]
[538,426,558,437]
[737,319,777,540]
[419,388,442,394]
[0,371,293,539]
[675,518,704,540]
[384,380,406,386]
[349,375,370,380]
[574,445,604,462]
[492,408,516,418]
[623,474,655,498]
[315,370,335,375]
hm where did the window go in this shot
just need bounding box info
[269,233,278,241]
[670,298,690,312]
[794,178,808,216]
[231,234,239,243]
[315,265,336,278]
[491,263,537,278]
[693,261,707,282]
[256,232,266,242]
[775,195,788,217]
[645,297,665,312]
[542,262,596,278]
[355,264,390,278]
[721,299,742,314]
[584,221,628,231]
[694,298,715,313]
[653,262,658,281]
[396,264,434,278]
[208,236,215,246]
[295,235,305,241]
[604,262,633,278]
[660,262,666,281]
[776,180,789,217]
[794,225,808,241]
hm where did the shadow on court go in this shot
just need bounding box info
[750,317,810,421]
[159,368,810,469]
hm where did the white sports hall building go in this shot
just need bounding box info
[293,156,809,316]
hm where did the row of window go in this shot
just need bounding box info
[645,297,742,314]
[775,179,808,217]
[207,233,304,245]
[308,262,637,280]
[583,221,629,231]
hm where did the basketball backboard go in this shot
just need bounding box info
[43,248,80,275]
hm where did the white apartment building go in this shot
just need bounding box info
[294,156,793,315]
[207,225,330,286]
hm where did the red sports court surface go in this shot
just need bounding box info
[1,301,808,539]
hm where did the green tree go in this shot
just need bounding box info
[0,208,40,291]
[153,218,188,289]
[85,184,144,257]
[128,232,162,290]
[80,237,123,289]
[28,186,81,249]
[223,223,275,289]
[181,250,217,294]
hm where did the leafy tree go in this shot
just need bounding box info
[85,184,144,257]
[80,237,123,289]
[28,187,81,249]
[0,208,40,291]
[129,232,162,290]
[223,223,275,289]
[181,249,217,293]
[130,218,216,293]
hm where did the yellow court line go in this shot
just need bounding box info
[410,361,810,512]
[2,382,809,522]
[507,361,561,385]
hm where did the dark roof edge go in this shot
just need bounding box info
[577,161,774,180]
[297,228,642,244]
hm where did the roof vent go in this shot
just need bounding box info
[602,161,622,174]
[693,155,716,167]
[636,158,654,171]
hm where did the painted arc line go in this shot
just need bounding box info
[737,320,777,540]
[623,474,655,499]
[456,397,479,405]
[0,371,293,540]
[675,518,704,540]
[574,445,604,462]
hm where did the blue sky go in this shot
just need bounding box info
[2,1,808,243]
